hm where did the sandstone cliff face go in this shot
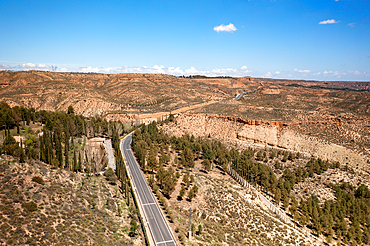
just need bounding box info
[237,125,366,169]
[162,114,368,171]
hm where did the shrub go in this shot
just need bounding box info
[22,202,38,212]
[129,219,139,237]
[32,176,44,185]
[179,232,186,242]
[104,168,117,185]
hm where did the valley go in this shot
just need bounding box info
[0,70,369,245]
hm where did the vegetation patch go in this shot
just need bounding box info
[32,176,44,185]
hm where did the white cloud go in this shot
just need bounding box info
[62,65,251,77]
[0,64,11,70]
[184,67,198,74]
[2,62,369,80]
[17,63,51,71]
[319,19,339,24]
[18,62,37,68]
[347,22,355,27]
[294,69,311,73]
[79,66,100,73]
[263,72,272,78]
[152,65,165,73]
[167,67,184,75]
[214,23,237,33]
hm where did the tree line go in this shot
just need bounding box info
[0,102,125,173]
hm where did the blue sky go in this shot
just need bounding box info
[1,0,369,81]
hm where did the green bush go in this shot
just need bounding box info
[22,202,38,212]
[32,176,44,185]
[104,168,117,185]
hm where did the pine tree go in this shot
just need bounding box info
[283,195,289,210]
[188,189,195,201]
[147,154,158,173]
[179,185,185,199]
[312,206,319,229]
[274,188,281,205]
[289,196,298,217]
[202,159,211,172]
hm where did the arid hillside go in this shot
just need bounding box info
[1,70,369,160]
[0,71,256,117]
[1,70,370,245]
[0,156,144,245]
[1,70,369,163]
[1,70,369,121]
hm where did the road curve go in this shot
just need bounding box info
[233,90,256,100]
[121,133,177,246]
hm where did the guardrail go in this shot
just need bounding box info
[227,165,291,224]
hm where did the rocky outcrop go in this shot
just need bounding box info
[162,114,368,171]
[237,125,365,168]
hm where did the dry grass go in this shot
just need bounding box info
[0,156,143,246]
[146,150,324,245]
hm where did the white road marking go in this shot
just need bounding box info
[122,135,176,245]
[156,239,175,245]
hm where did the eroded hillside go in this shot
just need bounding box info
[161,114,370,172]
[0,71,257,117]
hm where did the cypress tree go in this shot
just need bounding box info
[73,150,77,172]
[78,151,82,172]
[121,179,124,195]
[64,150,68,169]
[39,136,44,161]
[19,140,25,163]
[64,133,69,170]
[44,131,49,163]
[85,151,89,174]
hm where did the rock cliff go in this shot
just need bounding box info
[161,114,368,172]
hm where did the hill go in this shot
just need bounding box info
[1,70,370,245]
[0,156,144,245]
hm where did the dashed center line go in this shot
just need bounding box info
[143,203,156,206]
[156,239,175,245]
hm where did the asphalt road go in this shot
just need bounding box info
[233,89,256,100]
[121,134,177,246]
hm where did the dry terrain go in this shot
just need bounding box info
[146,153,324,245]
[1,70,368,157]
[1,70,370,245]
[0,156,143,246]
